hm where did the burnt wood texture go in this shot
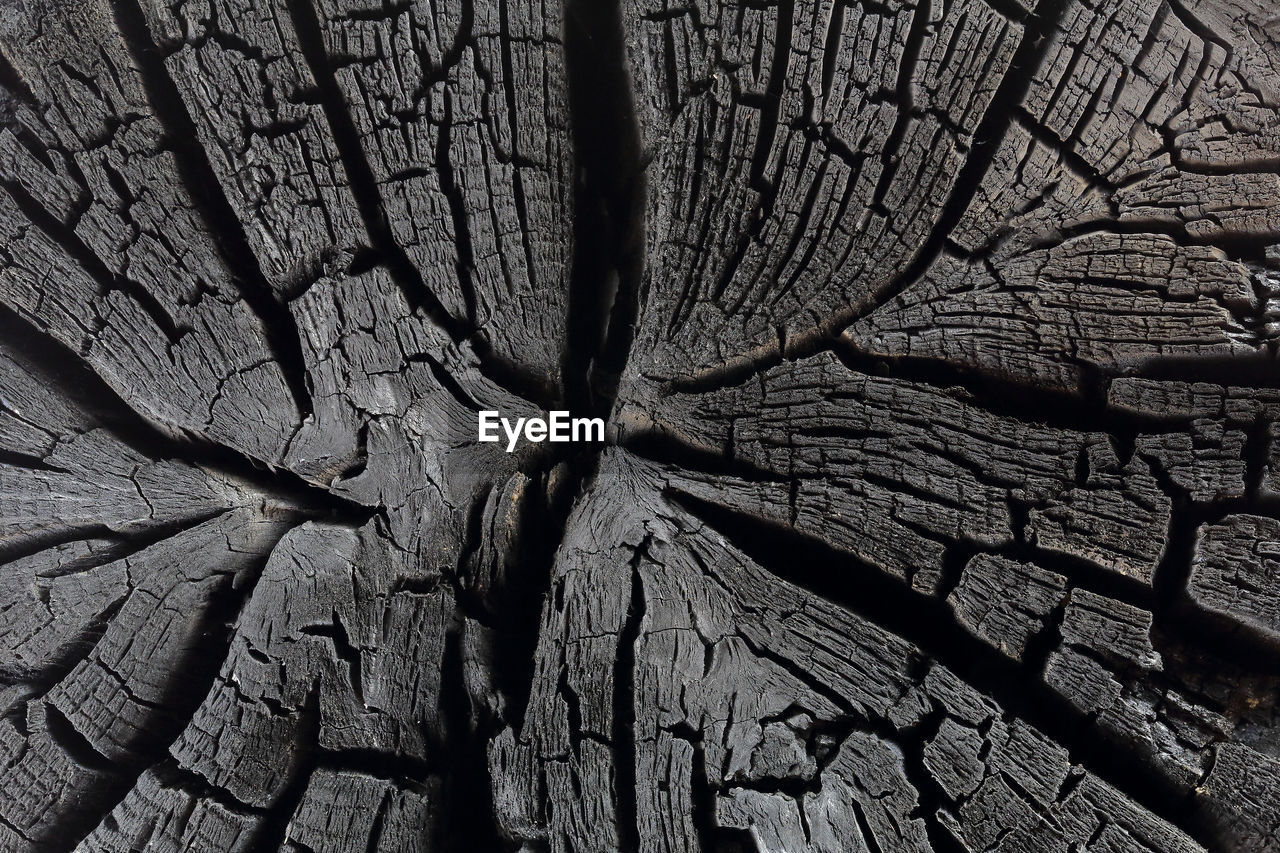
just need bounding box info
[1,0,1279,850]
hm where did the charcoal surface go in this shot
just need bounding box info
[1,0,1279,850]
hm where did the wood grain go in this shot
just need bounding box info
[1,0,1279,850]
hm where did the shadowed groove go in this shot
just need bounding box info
[107,0,316,420]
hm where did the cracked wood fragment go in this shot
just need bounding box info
[1191,515,1280,641]
[947,554,1067,661]
[0,0,305,464]
[622,0,1022,385]
[0,509,293,848]
[628,351,1171,592]
[499,450,1210,852]
[845,0,1280,393]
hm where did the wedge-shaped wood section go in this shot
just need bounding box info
[497,452,1210,853]
[0,0,306,464]
[622,0,1024,380]
[845,0,1280,392]
[3,0,1280,849]
[628,352,1172,591]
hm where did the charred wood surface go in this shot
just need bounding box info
[1,0,1280,850]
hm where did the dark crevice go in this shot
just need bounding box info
[819,1,846,100]
[152,761,264,815]
[1153,501,1206,619]
[564,0,646,420]
[409,4,658,846]
[1132,350,1280,390]
[135,555,282,739]
[280,0,558,410]
[668,725,723,852]
[1020,588,1073,679]
[833,343,1136,432]
[617,422,788,484]
[48,529,294,853]
[0,89,58,175]
[0,523,124,581]
[980,0,1032,24]
[469,470,567,733]
[1043,214,1280,262]
[661,333,1246,445]
[245,685,322,853]
[848,796,887,853]
[495,2,540,313]
[1164,0,1233,54]
[281,0,448,325]
[1152,501,1280,674]
[0,305,377,526]
[750,0,795,197]
[667,490,1220,850]
[613,540,648,853]
[318,748,435,790]
[895,711,971,853]
[411,351,486,414]
[993,537,1156,614]
[443,460,606,849]
[665,331,820,395]
[365,790,392,853]
[2,597,127,693]
[0,446,70,474]
[1244,417,1270,499]
[0,48,38,113]
[870,0,930,211]
[437,616,504,852]
[701,2,797,315]
[41,701,119,774]
[298,612,365,708]
[106,0,315,419]
[556,656,586,752]
[1,176,185,345]
[434,91,480,330]
[0,521,217,684]
[457,485,495,588]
